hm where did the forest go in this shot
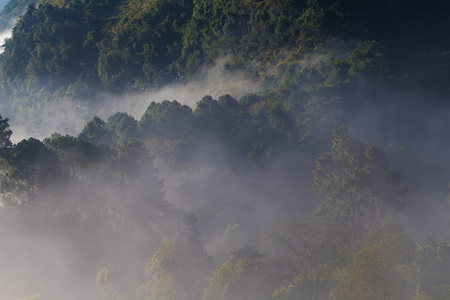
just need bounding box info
[0,0,449,299]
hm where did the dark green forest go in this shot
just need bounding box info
[0,0,449,299]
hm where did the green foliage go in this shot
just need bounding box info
[112,137,170,227]
[202,257,248,300]
[297,97,341,144]
[2,0,450,103]
[138,238,177,300]
[0,1,449,298]
[347,41,388,82]
[331,220,415,300]
[0,0,39,31]
[0,114,12,151]
[2,3,89,85]
[333,244,395,299]
[0,116,210,299]
[78,116,108,145]
[143,138,190,169]
[194,96,224,125]
[98,0,193,92]
[262,222,344,300]
[249,97,289,137]
[115,137,153,179]
[96,265,126,300]
[138,100,194,139]
[0,0,113,100]
[178,0,328,76]
[106,112,138,146]
[0,137,66,207]
[313,126,406,226]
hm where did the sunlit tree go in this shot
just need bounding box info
[44,134,105,178]
[106,113,138,146]
[96,265,126,300]
[202,257,248,300]
[331,220,415,300]
[138,238,177,300]
[313,126,406,227]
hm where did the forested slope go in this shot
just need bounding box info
[0,0,449,299]
[1,0,450,101]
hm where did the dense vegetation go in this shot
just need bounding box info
[0,0,449,299]
[1,0,450,101]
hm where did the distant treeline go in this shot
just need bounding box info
[1,0,450,102]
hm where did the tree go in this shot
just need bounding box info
[297,97,341,145]
[138,238,177,300]
[115,138,157,181]
[0,115,13,193]
[333,244,395,300]
[78,116,108,145]
[331,220,414,300]
[347,41,388,82]
[0,114,12,151]
[110,137,169,230]
[96,265,126,300]
[218,94,240,131]
[313,126,406,227]
[138,100,194,139]
[193,95,226,135]
[106,113,138,146]
[415,238,450,299]
[202,257,248,300]
[261,222,344,300]
[0,138,66,208]
[44,134,104,178]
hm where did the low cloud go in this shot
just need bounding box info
[7,58,262,142]
[0,27,12,53]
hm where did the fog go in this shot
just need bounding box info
[7,59,261,143]
[0,27,12,53]
[0,58,267,299]
[344,88,450,241]
[0,0,447,296]
[0,46,449,299]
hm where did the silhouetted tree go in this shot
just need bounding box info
[0,138,66,207]
[138,100,194,139]
[79,116,108,145]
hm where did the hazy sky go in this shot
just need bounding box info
[0,28,11,49]
[0,0,12,51]
[0,0,7,10]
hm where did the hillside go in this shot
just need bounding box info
[0,0,450,102]
[0,1,449,299]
